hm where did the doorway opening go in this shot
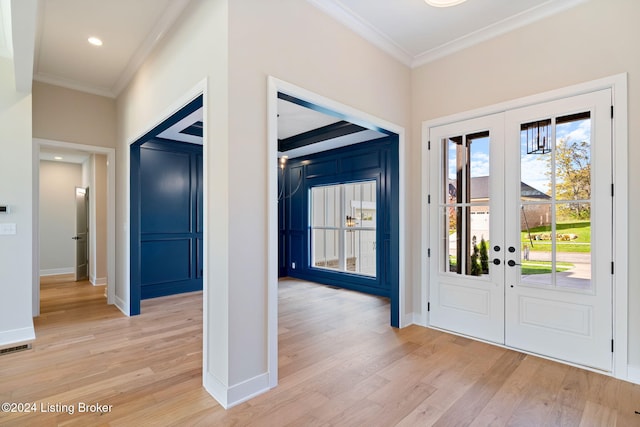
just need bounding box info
[268,77,407,387]
[33,139,115,318]
[129,94,204,316]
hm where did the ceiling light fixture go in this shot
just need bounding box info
[88,36,103,46]
[425,0,467,7]
[54,156,63,160]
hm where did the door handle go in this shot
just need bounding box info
[507,260,521,267]
[492,259,501,265]
[72,236,80,240]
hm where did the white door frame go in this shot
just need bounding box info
[32,138,116,316]
[267,76,408,388]
[421,73,629,380]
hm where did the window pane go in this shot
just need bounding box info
[468,206,490,276]
[311,187,325,227]
[520,123,552,201]
[310,181,376,278]
[520,203,553,286]
[555,114,591,202]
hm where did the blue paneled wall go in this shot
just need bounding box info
[135,139,203,303]
[279,136,399,325]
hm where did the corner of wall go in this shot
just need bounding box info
[203,371,271,410]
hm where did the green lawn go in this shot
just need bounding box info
[521,261,573,275]
[521,221,591,253]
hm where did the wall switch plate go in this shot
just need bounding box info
[0,223,16,235]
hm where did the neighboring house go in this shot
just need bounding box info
[448,176,551,241]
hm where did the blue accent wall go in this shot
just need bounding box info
[279,136,399,326]
[130,139,203,314]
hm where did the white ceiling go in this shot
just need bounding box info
[34,0,190,98]
[30,0,587,158]
[309,0,587,67]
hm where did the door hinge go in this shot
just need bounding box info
[427,302,431,312]
[611,183,614,197]
[611,262,614,275]
[428,194,431,204]
[611,105,614,119]
[428,140,431,150]
[427,248,431,258]
[611,339,614,353]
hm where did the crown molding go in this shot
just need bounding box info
[306,0,414,67]
[33,72,115,98]
[412,0,588,67]
[308,0,588,69]
[112,0,191,97]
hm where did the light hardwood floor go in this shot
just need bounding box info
[0,276,638,426]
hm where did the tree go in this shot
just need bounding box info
[548,137,591,219]
[470,236,481,276]
[479,237,489,274]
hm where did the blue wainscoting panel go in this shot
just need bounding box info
[141,239,192,285]
[140,148,191,234]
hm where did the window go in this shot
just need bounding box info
[310,181,377,277]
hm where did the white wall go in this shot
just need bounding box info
[0,57,34,346]
[116,0,410,407]
[39,160,82,275]
[411,0,640,370]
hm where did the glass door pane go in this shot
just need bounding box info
[518,112,593,291]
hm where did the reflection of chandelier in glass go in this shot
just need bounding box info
[524,119,552,155]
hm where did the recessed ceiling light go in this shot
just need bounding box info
[54,156,63,160]
[425,0,467,7]
[88,37,103,46]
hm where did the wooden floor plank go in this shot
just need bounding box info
[0,276,638,426]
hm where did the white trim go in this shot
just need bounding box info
[114,294,128,316]
[111,0,191,97]
[122,79,214,402]
[39,267,74,276]
[627,365,640,385]
[268,77,408,388]
[413,0,588,67]
[33,138,116,311]
[421,73,629,381]
[307,0,587,69]
[203,372,270,410]
[90,275,107,286]
[0,327,35,347]
[306,0,413,67]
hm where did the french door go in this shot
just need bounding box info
[428,89,613,371]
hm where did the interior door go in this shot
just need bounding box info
[74,187,89,281]
[504,90,612,371]
[428,113,505,343]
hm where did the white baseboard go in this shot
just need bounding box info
[400,312,417,328]
[90,275,107,286]
[628,364,640,385]
[0,326,35,347]
[204,371,271,409]
[114,295,129,316]
[40,267,74,276]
